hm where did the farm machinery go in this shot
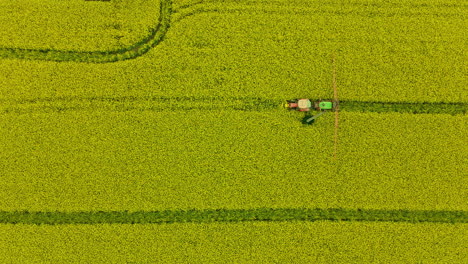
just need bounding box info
[285,99,338,124]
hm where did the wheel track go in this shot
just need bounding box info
[0,208,466,225]
[171,0,464,24]
[0,96,465,115]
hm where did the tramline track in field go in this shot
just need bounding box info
[0,95,465,115]
[0,208,466,225]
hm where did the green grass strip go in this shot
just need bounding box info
[0,208,466,225]
[0,96,466,115]
[0,0,172,63]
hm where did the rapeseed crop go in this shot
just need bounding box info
[0,0,170,62]
[1,0,465,100]
[0,110,465,211]
[0,0,466,262]
[0,221,466,263]
[0,0,161,52]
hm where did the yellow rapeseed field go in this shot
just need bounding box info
[0,0,466,262]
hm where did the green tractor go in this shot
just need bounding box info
[285,99,338,124]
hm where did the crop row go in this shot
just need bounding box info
[0,208,466,225]
[0,95,465,115]
[0,0,170,62]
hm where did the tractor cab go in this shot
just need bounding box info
[286,98,339,125]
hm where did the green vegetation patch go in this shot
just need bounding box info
[0,208,466,225]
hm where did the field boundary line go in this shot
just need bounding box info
[0,208,466,225]
[0,0,172,63]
